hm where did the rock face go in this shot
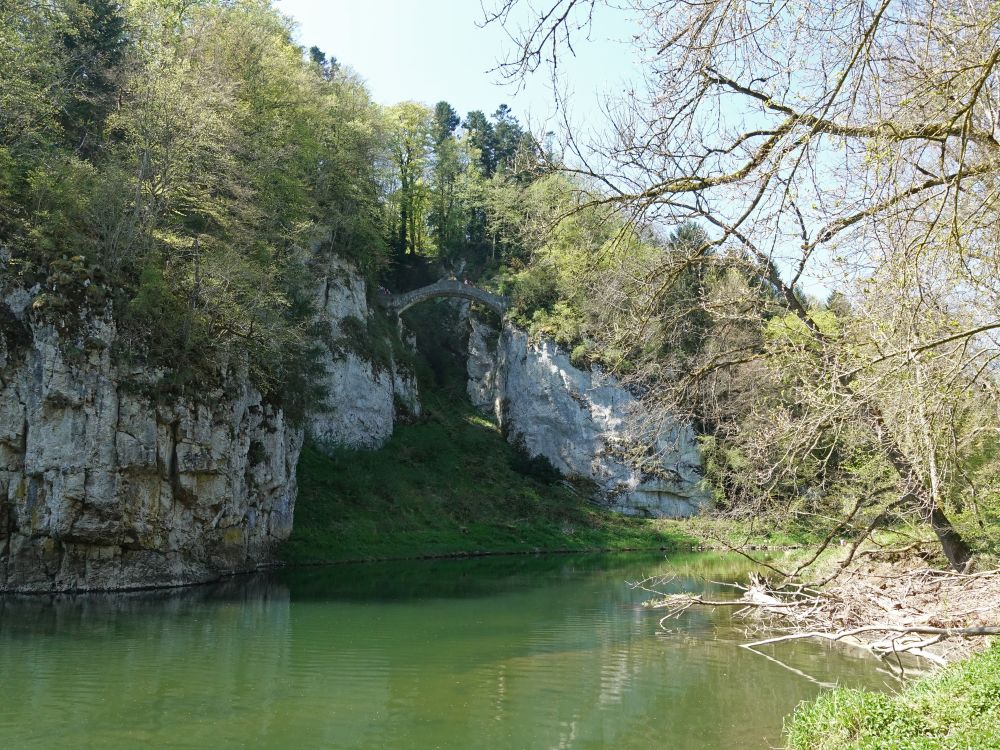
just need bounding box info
[0,254,418,592]
[0,306,302,592]
[468,318,707,517]
[308,256,420,450]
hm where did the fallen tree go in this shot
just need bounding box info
[634,563,1000,670]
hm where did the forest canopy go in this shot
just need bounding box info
[1,0,394,414]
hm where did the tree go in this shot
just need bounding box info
[385,102,435,263]
[463,109,497,177]
[58,0,129,158]
[432,101,460,146]
[491,104,530,175]
[309,45,338,80]
[488,0,1000,570]
[428,102,466,259]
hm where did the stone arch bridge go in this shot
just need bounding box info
[378,279,509,316]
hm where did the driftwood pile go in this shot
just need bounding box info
[637,559,1000,671]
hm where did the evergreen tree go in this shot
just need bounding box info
[429,102,464,259]
[309,46,338,80]
[59,0,129,158]
[491,104,523,173]
[432,101,459,146]
[463,110,496,176]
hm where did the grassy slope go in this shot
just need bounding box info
[785,643,1000,750]
[281,388,699,564]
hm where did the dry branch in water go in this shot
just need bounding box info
[637,565,1000,669]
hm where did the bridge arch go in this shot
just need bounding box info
[379,279,509,317]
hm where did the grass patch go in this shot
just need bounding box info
[785,643,1000,750]
[281,387,698,564]
[657,516,829,550]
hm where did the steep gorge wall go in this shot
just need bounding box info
[0,256,418,592]
[468,317,707,517]
[309,257,419,450]
[0,308,302,592]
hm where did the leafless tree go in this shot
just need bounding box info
[487,0,1000,570]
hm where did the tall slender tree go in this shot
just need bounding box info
[59,0,129,157]
[385,102,435,265]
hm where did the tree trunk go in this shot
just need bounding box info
[928,505,973,571]
[398,203,408,256]
[860,399,973,571]
[768,267,974,571]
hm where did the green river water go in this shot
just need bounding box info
[0,552,898,749]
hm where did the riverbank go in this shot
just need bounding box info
[798,548,1000,748]
[631,539,1000,747]
[786,642,1000,749]
[722,550,1000,748]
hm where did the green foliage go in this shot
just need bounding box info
[499,174,615,337]
[379,98,542,290]
[697,435,755,509]
[495,177,717,372]
[570,340,597,369]
[1,0,387,418]
[342,308,416,375]
[38,254,110,313]
[427,104,468,260]
[22,157,99,261]
[282,387,689,564]
[432,101,460,145]
[765,308,841,345]
[505,260,559,316]
[462,105,536,179]
[384,101,436,263]
[785,643,1000,750]
[57,0,129,157]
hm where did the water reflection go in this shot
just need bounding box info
[0,553,895,750]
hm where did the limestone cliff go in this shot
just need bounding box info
[0,302,302,592]
[0,255,418,592]
[468,318,707,517]
[308,256,420,450]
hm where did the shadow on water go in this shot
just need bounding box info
[274,550,765,602]
[0,575,290,639]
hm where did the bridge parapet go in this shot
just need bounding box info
[379,279,509,316]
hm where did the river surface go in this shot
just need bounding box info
[0,552,897,749]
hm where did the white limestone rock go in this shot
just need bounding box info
[308,256,420,450]
[0,314,303,592]
[468,320,708,517]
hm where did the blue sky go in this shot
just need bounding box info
[276,0,641,132]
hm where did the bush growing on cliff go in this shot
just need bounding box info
[0,0,386,414]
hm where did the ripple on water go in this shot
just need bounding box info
[0,553,894,750]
